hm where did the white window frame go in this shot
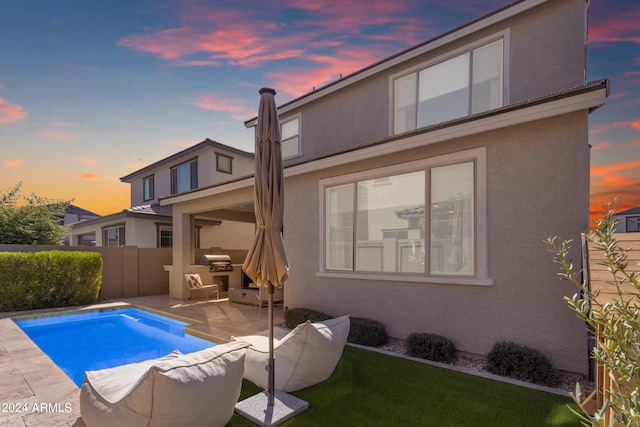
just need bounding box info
[280,114,301,159]
[318,147,490,286]
[102,224,125,247]
[216,153,233,174]
[389,30,509,135]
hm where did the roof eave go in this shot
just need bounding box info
[244,0,549,128]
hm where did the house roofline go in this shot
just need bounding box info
[69,208,173,228]
[244,0,548,127]
[162,79,608,206]
[120,138,254,182]
[615,206,640,216]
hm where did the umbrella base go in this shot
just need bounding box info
[235,390,308,426]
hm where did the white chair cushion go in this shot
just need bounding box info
[80,341,250,427]
[233,315,350,392]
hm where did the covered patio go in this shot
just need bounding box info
[161,178,258,300]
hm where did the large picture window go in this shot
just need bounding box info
[171,159,198,194]
[323,149,487,281]
[394,38,503,134]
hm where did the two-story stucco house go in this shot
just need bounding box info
[161,0,608,375]
[69,139,256,249]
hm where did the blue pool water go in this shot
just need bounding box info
[14,308,215,386]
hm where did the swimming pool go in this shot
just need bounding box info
[14,307,215,386]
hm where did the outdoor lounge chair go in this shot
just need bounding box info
[79,341,250,427]
[232,315,350,392]
[184,273,219,300]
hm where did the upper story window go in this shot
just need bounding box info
[171,158,198,194]
[143,175,154,201]
[280,116,300,159]
[393,38,503,134]
[627,216,640,232]
[216,153,233,174]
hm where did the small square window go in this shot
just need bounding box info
[216,153,233,174]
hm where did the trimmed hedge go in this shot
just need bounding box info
[284,307,389,347]
[0,251,102,311]
[406,332,456,364]
[486,341,561,387]
[348,317,388,347]
[284,307,331,329]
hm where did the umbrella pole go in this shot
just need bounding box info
[268,282,275,406]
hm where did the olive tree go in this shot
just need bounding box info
[547,202,639,427]
[0,182,72,245]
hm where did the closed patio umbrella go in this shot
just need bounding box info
[237,88,306,426]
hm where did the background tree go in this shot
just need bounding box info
[0,182,72,245]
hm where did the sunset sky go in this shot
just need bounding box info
[1,0,638,219]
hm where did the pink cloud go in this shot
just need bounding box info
[590,120,640,134]
[39,129,76,141]
[193,93,254,120]
[591,161,640,192]
[0,97,27,124]
[74,156,96,166]
[167,140,198,149]
[589,8,640,45]
[590,141,615,151]
[129,161,149,169]
[78,173,104,180]
[3,159,25,167]
[118,0,427,74]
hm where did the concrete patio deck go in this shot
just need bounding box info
[0,295,284,427]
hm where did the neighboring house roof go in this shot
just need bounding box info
[125,204,173,218]
[66,204,100,217]
[70,204,172,229]
[245,0,551,127]
[615,206,640,216]
[120,138,254,183]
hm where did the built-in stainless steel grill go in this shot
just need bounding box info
[201,254,233,272]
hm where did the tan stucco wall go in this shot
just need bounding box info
[282,0,588,169]
[282,111,590,374]
[200,220,254,250]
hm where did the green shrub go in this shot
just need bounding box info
[348,317,388,347]
[284,307,331,329]
[0,251,102,311]
[406,332,456,364]
[486,341,561,387]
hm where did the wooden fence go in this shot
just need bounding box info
[0,245,171,299]
[587,233,640,425]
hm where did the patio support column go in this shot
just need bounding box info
[170,211,194,299]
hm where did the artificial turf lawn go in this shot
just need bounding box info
[229,345,583,426]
